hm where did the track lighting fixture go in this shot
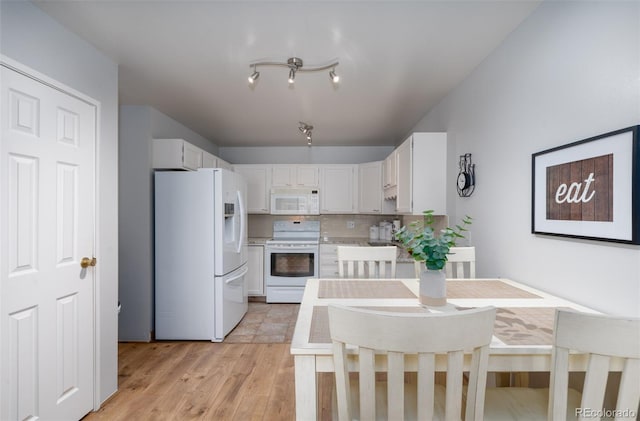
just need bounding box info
[329,69,339,83]
[248,57,339,86]
[248,68,260,84]
[299,122,313,146]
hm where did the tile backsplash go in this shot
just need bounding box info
[248,213,449,239]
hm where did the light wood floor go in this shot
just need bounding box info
[83,341,335,421]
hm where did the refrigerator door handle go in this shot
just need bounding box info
[236,190,246,253]
[225,266,248,284]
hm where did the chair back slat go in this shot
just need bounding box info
[444,246,476,279]
[387,351,405,420]
[417,353,436,421]
[328,305,496,420]
[359,347,376,420]
[581,354,611,412]
[549,309,640,421]
[337,246,397,278]
[617,359,640,420]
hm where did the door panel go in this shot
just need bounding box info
[1,65,96,421]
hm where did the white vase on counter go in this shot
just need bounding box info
[418,265,447,306]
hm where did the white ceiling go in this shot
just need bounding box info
[35,0,541,147]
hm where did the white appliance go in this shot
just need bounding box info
[154,168,248,342]
[265,221,320,303]
[270,188,320,215]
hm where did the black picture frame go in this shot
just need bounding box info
[531,125,639,245]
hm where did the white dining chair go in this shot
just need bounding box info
[482,309,640,420]
[413,246,476,278]
[328,304,496,421]
[337,246,397,278]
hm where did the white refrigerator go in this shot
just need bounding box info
[154,168,248,342]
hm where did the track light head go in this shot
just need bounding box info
[329,69,339,83]
[299,122,313,146]
[288,68,296,84]
[248,70,260,84]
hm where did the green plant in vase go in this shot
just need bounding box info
[395,210,472,305]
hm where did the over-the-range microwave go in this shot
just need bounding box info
[270,188,320,215]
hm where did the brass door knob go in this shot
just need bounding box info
[81,257,97,268]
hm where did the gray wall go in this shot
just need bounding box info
[118,105,218,341]
[1,0,119,404]
[220,145,393,164]
[412,1,640,316]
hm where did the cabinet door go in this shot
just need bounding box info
[383,150,397,188]
[216,157,233,170]
[396,137,412,213]
[271,165,294,187]
[358,162,383,213]
[247,245,264,296]
[234,165,271,213]
[411,133,447,215]
[319,244,357,277]
[296,166,319,187]
[153,138,202,170]
[320,166,356,213]
[202,151,216,168]
[182,142,203,170]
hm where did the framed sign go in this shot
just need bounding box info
[532,125,639,245]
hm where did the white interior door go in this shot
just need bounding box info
[1,64,96,420]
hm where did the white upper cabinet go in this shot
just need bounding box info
[153,138,203,170]
[320,165,357,213]
[271,165,319,187]
[202,151,216,168]
[216,157,233,170]
[395,139,412,213]
[153,138,230,172]
[395,133,447,215]
[233,165,272,213]
[383,149,398,199]
[358,161,395,214]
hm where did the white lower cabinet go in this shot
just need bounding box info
[247,245,264,296]
[319,243,358,277]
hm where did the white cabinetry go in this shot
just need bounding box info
[153,138,230,172]
[320,165,357,213]
[202,151,216,168]
[319,243,358,277]
[383,150,397,199]
[247,245,264,296]
[216,157,233,170]
[395,133,447,215]
[358,161,394,214]
[272,165,319,187]
[153,138,203,170]
[233,165,272,213]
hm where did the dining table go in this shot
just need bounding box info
[290,277,602,420]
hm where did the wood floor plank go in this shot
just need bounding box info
[84,342,314,420]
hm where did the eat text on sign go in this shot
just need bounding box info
[546,154,613,222]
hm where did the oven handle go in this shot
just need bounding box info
[225,266,249,284]
[266,246,318,253]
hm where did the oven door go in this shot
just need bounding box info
[265,246,319,287]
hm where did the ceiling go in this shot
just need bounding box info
[34,0,541,147]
